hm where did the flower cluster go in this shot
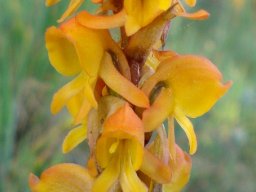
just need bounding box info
[29,0,231,191]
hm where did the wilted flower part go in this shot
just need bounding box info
[29,163,94,192]
[142,53,232,154]
[93,104,147,191]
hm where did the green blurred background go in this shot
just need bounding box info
[0,0,255,191]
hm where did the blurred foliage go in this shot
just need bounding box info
[0,0,255,191]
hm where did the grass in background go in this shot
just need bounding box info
[0,0,255,191]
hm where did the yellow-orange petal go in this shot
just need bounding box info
[120,154,147,192]
[83,76,98,108]
[156,55,232,118]
[174,107,197,155]
[126,139,144,170]
[92,153,120,192]
[91,0,103,3]
[153,50,179,62]
[45,26,81,76]
[96,137,117,168]
[100,53,149,108]
[102,103,144,143]
[66,91,84,118]
[51,73,85,114]
[185,0,196,7]
[45,0,61,7]
[77,9,126,29]
[62,124,87,153]
[175,9,210,20]
[59,18,106,77]
[163,145,192,192]
[140,149,172,183]
[73,98,91,125]
[124,0,172,36]
[58,0,84,23]
[29,163,94,192]
[143,88,174,132]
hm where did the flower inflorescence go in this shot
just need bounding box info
[29,1,231,192]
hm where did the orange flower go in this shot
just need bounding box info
[93,104,147,191]
[142,52,232,154]
[46,17,148,109]
[29,163,94,192]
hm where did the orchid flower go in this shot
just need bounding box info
[142,52,232,154]
[29,163,94,192]
[93,103,147,191]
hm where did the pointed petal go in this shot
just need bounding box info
[62,124,87,153]
[77,9,126,29]
[143,88,173,132]
[140,149,172,183]
[120,155,147,192]
[29,164,94,192]
[83,76,98,108]
[174,107,197,155]
[58,0,84,23]
[153,50,178,62]
[91,0,103,3]
[66,91,84,118]
[73,98,91,125]
[127,140,144,170]
[175,10,209,20]
[51,73,85,114]
[100,53,149,108]
[45,26,81,76]
[45,0,61,7]
[92,154,120,192]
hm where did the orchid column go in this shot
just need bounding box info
[29,0,232,192]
